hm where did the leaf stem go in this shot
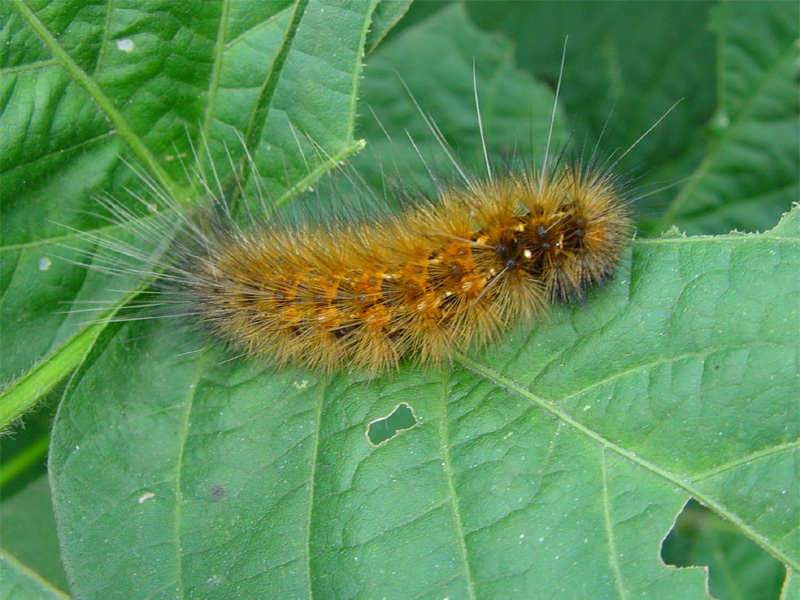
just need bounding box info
[0,321,104,432]
[0,434,49,489]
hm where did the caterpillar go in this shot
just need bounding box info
[68,35,687,377]
[80,53,652,376]
[168,160,628,374]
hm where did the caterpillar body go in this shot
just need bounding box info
[127,157,628,375]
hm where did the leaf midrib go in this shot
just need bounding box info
[438,371,477,600]
[172,352,206,596]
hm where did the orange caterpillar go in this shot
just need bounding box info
[82,49,655,375]
[167,162,628,373]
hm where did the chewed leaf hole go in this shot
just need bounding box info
[367,403,417,446]
[660,499,785,600]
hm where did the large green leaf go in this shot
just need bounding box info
[49,205,799,598]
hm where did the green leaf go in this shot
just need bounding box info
[0,549,69,600]
[653,1,799,234]
[49,204,799,597]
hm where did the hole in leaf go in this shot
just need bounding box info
[661,499,785,600]
[367,403,417,446]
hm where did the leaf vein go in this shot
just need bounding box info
[8,0,178,197]
[439,372,477,600]
[304,377,325,600]
[601,448,628,600]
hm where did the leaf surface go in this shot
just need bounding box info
[50,205,799,598]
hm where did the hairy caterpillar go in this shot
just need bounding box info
[74,52,664,376]
[168,161,627,373]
